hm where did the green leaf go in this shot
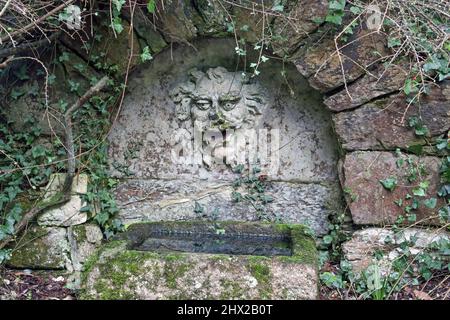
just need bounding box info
[112,0,126,12]
[388,37,401,48]
[329,0,346,10]
[423,198,437,209]
[325,13,343,25]
[415,126,429,136]
[147,0,156,13]
[194,201,204,214]
[112,17,124,34]
[407,144,423,155]
[59,52,70,62]
[31,145,47,158]
[272,4,284,12]
[240,25,249,32]
[407,213,417,222]
[380,177,397,191]
[404,78,412,95]
[323,235,333,244]
[412,187,426,197]
[140,46,153,62]
[436,138,449,150]
[260,55,269,63]
[349,6,362,15]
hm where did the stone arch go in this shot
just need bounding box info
[107,0,450,232]
[108,37,342,236]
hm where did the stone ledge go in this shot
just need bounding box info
[80,221,319,300]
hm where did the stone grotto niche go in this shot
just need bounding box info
[108,38,342,236]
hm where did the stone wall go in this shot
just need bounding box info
[2,0,449,297]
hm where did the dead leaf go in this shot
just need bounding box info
[413,290,432,300]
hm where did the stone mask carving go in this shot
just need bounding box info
[170,67,267,169]
[171,67,267,132]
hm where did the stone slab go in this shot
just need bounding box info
[324,64,408,112]
[342,227,449,273]
[294,29,388,92]
[333,82,450,151]
[7,226,71,270]
[81,221,318,300]
[38,174,88,227]
[342,151,444,225]
[115,179,341,236]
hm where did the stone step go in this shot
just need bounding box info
[80,221,319,300]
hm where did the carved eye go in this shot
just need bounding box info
[222,101,237,111]
[195,99,211,110]
[220,97,240,111]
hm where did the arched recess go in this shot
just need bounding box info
[108,38,343,236]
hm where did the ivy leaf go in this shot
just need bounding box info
[412,187,426,197]
[380,177,397,191]
[436,138,449,150]
[388,37,401,48]
[272,4,284,12]
[325,13,343,25]
[194,201,204,214]
[260,194,274,204]
[94,211,109,226]
[0,249,12,264]
[140,46,153,62]
[31,145,47,159]
[147,0,156,13]
[423,198,437,209]
[112,0,126,12]
[329,0,346,10]
[323,235,333,244]
[415,126,429,136]
[112,17,124,34]
[350,6,362,15]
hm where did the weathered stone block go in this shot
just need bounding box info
[69,223,103,272]
[121,7,167,54]
[342,151,444,225]
[38,174,88,227]
[115,180,341,237]
[271,0,328,56]
[295,29,388,92]
[156,0,201,42]
[342,227,449,273]
[7,226,71,270]
[80,221,318,299]
[333,82,450,150]
[324,64,408,112]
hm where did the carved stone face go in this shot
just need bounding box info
[171,67,266,132]
[171,67,267,168]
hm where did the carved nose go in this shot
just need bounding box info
[209,111,218,120]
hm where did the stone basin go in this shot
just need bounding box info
[80,221,318,300]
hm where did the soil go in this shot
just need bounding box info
[0,267,75,300]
